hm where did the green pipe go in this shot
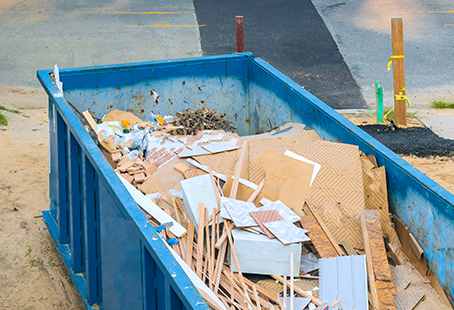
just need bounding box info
[375,81,384,123]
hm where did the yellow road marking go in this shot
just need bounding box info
[115,11,191,14]
[126,24,206,28]
[446,24,454,26]
[427,10,454,13]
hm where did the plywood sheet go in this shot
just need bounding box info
[299,207,338,258]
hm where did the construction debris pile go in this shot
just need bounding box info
[82,109,452,310]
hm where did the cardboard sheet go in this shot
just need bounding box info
[297,141,366,249]
[251,150,312,214]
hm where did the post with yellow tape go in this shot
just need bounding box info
[391,18,406,127]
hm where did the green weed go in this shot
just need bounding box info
[26,245,35,267]
[0,112,7,126]
[431,99,454,109]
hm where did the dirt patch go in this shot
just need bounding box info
[0,88,84,309]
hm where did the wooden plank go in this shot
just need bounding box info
[210,207,216,290]
[246,177,265,203]
[375,281,397,310]
[82,110,98,131]
[360,209,385,310]
[230,140,248,199]
[341,241,358,256]
[235,273,280,305]
[271,275,323,306]
[300,204,338,259]
[174,163,190,174]
[305,200,345,256]
[391,18,406,127]
[196,203,205,278]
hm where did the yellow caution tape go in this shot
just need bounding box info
[394,94,412,106]
[383,94,412,119]
[387,55,405,70]
[383,107,395,119]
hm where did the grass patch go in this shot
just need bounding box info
[0,112,7,126]
[431,99,454,109]
[0,105,20,114]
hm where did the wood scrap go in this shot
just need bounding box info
[299,201,340,258]
[361,209,396,310]
[196,203,205,278]
[271,275,323,306]
[230,140,248,199]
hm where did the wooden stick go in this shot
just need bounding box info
[222,269,255,310]
[82,110,98,132]
[247,177,265,203]
[210,168,221,209]
[186,221,195,268]
[215,231,228,249]
[225,221,255,308]
[210,207,216,290]
[203,208,210,283]
[290,252,294,310]
[235,273,281,305]
[214,238,227,293]
[391,18,406,127]
[360,209,381,310]
[272,275,323,306]
[230,140,248,199]
[306,199,345,256]
[283,276,287,310]
[196,203,205,278]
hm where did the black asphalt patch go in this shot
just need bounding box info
[193,0,366,109]
[359,124,454,157]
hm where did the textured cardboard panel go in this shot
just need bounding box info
[297,141,366,249]
[360,155,401,247]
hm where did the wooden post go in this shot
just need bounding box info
[391,18,406,127]
[235,16,244,53]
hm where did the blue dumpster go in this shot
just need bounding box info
[37,53,454,309]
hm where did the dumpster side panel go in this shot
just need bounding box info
[98,182,142,310]
[38,70,210,310]
[249,57,454,304]
[62,56,250,135]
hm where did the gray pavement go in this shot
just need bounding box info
[311,0,454,108]
[0,0,202,88]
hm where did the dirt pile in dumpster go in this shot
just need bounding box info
[80,108,452,310]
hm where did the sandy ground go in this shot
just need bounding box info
[0,87,452,309]
[0,87,84,310]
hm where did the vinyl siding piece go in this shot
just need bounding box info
[319,255,368,310]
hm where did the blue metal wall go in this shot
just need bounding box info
[38,53,454,308]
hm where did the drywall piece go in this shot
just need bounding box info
[263,220,310,245]
[300,253,319,274]
[201,141,239,153]
[319,255,368,310]
[284,150,321,186]
[221,198,258,228]
[278,297,311,310]
[229,228,301,277]
[117,174,187,237]
[180,174,218,232]
[177,146,211,158]
[163,240,227,310]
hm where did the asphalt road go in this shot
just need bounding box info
[193,0,367,109]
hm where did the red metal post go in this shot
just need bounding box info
[235,16,244,53]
